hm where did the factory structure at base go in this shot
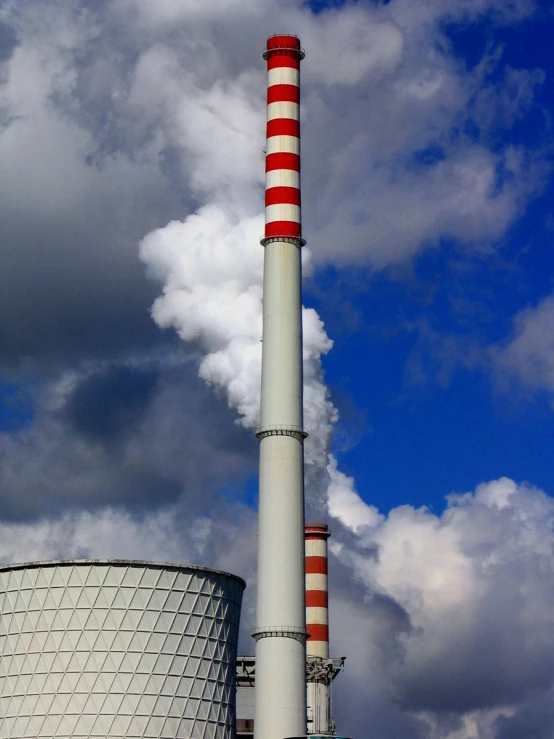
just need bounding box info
[237,523,345,738]
[0,34,352,739]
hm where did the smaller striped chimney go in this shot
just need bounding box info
[305,523,330,659]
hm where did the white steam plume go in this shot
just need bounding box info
[138,52,346,516]
[140,202,341,515]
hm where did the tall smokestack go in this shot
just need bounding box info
[253,34,307,739]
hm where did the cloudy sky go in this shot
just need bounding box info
[0,0,553,736]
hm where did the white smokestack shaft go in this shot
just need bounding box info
[253,34,307,739]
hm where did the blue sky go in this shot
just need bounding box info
[0,1,554,737]
[304,0,554,513]
[312,187,554,511]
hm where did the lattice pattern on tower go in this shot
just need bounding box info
[0,560,244,739]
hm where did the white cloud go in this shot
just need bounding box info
[493,295,554,398]
[0,507,189,565]
[139,205,336,515]
[113,0,265,28]
[0,501,258,573]
[0,0,543,363]
[298,6,405,86]
[327,456,383,532]
[329,477,554,735]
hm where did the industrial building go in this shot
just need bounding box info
[0,561,244,738]
[0,34,350,739]
[237,524,345,738]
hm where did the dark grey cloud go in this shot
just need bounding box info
[0,3,187,367]
[0,157,182,365]
[65,363,159,444]
[494,692,554,739]
[0,21,17,62]
[0,357,257,520]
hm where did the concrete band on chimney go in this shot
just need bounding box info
[305,523,330,659]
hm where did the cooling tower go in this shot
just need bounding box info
[0,560,245,739]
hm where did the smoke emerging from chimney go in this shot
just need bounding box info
[138,59,357,518]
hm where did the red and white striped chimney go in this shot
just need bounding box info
[305,523,330,659]
[263,34,304,244]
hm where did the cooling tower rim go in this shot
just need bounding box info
[0,558,246,589]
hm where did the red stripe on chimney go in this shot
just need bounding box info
[305,556,328,575]
[306,590,328,608]
[268,84,300,105]
[307,624,329,642]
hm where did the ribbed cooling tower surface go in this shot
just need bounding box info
[0,560,245,739]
